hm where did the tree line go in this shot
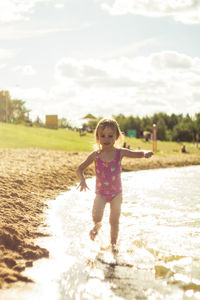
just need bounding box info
[0,90,73,128]
[0,90,30,124]
[85,112,200,142]
[1,90,200,142]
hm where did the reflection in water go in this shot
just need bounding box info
[1,166,200,300]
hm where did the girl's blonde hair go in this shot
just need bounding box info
[94,118,124,149]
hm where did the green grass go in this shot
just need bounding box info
[0,122,199,155]
[0,122,94,152]
[125,136,200,155]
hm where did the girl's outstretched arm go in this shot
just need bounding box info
[121,148,153,159]
[76,151,96,191]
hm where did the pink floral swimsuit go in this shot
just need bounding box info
[95,149,122,202]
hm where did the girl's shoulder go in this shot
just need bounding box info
[83,151,97,163]
[90,150,104,161]
[93,150,102,160]
[90,150,98,158]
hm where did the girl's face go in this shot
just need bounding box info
[98,126,117,149]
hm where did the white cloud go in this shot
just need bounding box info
[55,57,149,89]
[8,50,200,123]
[52,51,200,120]
[55,51,200,88]
[0,0,62,23]
[193,92,200,103]
[151,51,193,69]
[0,0,66,23]
[0,0,41,22]
[54,3,65,9]
[100,0,200,24]
[13,65,36,76]
[0,48,15,60]
[0,64,6,70]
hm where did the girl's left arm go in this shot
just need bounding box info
[76,151,96,191]
[120,148,153,159]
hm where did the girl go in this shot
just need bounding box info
[76,118,153,250]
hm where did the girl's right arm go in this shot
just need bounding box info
[76,151,96,191]
[120,148,153,159]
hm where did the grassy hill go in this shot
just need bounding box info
[0,122,199,155]
[0,122,94,152]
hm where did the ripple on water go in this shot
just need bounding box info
[2,166,200,300]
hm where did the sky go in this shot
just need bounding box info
[0,0,200,125]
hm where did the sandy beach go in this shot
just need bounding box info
[0,148,200,289]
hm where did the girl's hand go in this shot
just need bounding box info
[77,179,89,192]
[144,151,153,158]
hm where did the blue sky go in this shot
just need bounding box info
[0,0,200,125]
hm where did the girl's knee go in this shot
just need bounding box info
[109,214,120,227]
[110,206,121,226]
[92,213,102,224]
[92,206,104,223]
[92,195,106,223]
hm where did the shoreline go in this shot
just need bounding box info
[0,148,200,289]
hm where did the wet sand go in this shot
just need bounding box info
[0,148,200,289]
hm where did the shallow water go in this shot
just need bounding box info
[1,166,200,300]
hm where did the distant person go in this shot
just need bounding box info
[181,145,186,153]
[79,127,82,136]
[123,142,130,149]
[76,118,153,252]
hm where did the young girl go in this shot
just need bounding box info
[76,118,153,250]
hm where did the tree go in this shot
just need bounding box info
[195,113,200,136]
[0,90,11,122]
[0,90,30,123]
[195,113,200,131]
[172,122,194,142]
[59,118,72,129]
[10,99,30,122]
[83,111,200,142]
[113,114,127,133]
[33,116,43,127]
[157,118,167,141]
[141,115,153,132]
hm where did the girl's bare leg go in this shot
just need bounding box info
[90,195,106,240]
[109,193,122,246]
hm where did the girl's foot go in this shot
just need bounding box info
[111,244,119,254]
[89,222,101,241]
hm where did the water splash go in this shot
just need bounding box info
[1,166,200,300]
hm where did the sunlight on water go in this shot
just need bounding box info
[1,166,200,300]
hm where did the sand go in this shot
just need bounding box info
[0,148,200,289]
